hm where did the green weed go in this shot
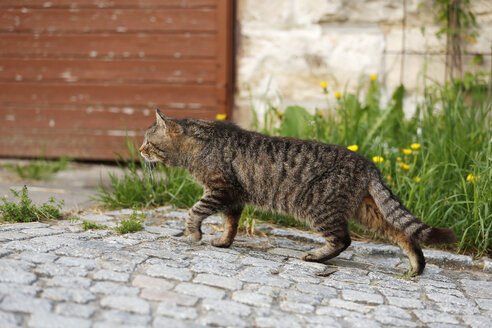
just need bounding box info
[82,221,108,230]
[0,186,64,222]
[1,157,70,180]
[115,209,144,234]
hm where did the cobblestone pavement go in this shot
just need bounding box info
[0,207,491,328]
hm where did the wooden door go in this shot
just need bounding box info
[0,0,234,160]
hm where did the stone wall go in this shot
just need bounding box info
[233,0,492,125]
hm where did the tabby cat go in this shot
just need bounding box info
[140,109,455,275]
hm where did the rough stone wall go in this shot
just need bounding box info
[233,0,492,125]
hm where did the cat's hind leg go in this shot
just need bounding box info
[356,196,425,275]
[211,205,243,248]
[302,213,351,262]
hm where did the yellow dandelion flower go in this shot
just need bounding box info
[386,175,391,180]
[410,143,421,150]
[372,156,384,163]
[414,177,421,182]
[276,112,284,119]
[319,81,328,89]
[396,156,402,162]
[216,113,227,120]
[317,111,323,118]
[347,145,358,152]
[466,174,480,183]
[399,163,410,170]
[335,91,342,99]
[402,148,412,156]
[370,74,377,82]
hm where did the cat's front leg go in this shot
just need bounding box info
[185,192,227,242]
[211,204,244,248]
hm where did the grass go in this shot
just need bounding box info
[81,220,108,230]
[0,186,64,222]
[1,157,70,180]
[115,209,145,234]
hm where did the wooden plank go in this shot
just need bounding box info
[0,9,216,33]
[0,106,217,130]
[0,34,216,59]
[0,83,218,107]
[0,0,217,9]
[216,0,234,119]
[0,58,216,84]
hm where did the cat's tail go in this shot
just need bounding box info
[368,177,455,245]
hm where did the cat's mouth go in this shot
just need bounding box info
[140,152,159,163]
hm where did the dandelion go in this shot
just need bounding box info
[414,177,421,182]
[402,148,412,156]
[410,143,421,150]
[466,173,480,183]
[319,81,328,89]
[335,91,342,99]
[399,162,410,170]
[372,156,384,163]
[396,156,402,162]
[386,175,391,180]
[317,111,323,118]
[216,113,227,120]
[347,145,358,152]
[276,112,284,119]
[370,74,377,82]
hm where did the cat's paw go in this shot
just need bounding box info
[210,236,233,248]
[185,227,202,242]
[301,250,326,262]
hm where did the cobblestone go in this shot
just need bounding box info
[0,207,489,327]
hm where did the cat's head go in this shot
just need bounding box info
[139,109,185,166]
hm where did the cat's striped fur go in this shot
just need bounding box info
[140,109,455,275]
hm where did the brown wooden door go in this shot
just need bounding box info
[0,0,234,160]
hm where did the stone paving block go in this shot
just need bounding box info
[164,211,188,220]
[35,263,88,277]
[304,315,343,328]
[54,246,102,259]
[413,309,459,324]
[79,213,115,222]
[56,256,97,270]
[55,303,96,319]
[201,299,252,317]
[101,309,152,325]
[275,239,314,251]
[153,316,206,328]
[239,266,292,287]
[342,289,384,304]
[190,258,241,277]
[295,282,338,298]
[316,306,365,318]
[0,310,23,327]
[140,289,198,306]
[240,255,283,270]
[146,265,193,281]
[0,282,41,296]
[94,322,148,328]
[18,251,58,264]
[462,314,492,328]
[280,289,322,305]
[460,279,492,299]
[100,296,151,315]
[377,286,421,299]
[145,226,183,236]
[270,228,326,244]
[193,273,243,290]
[97,259,137,273]
[200,311,249,327]
[232,291,273,307]
[156,302,198,320]
[423,249,473,266]
[343,316,382,328]
[268,247,304,259]
[41,287,97,304]
[374,316,418,327]
[132,275,174,291]
[90,282,139,296]
[328,299,372,314]
[475,298,492,311]
[21,227,63,237]
[387,296,424,309]
[0,265,37,284]
[174,282,225,300]
[349,241,402,256]
[279,301,314,313]
[29,312,91,328]
[0,294,52,313]
[44,276,92,289]
[93,270,130,282]
[255,313,303,328]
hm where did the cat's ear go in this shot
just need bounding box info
[155,108,167,127]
